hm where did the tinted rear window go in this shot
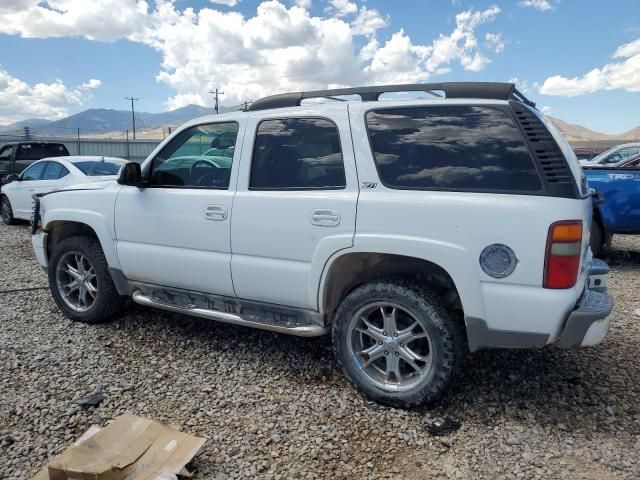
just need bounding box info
[366,106,542,192]
[250,118,346,190]
[73,160,123,176]
[16,143,69,161]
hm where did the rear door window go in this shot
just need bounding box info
[250,117,346,190]
[21,161,46,181]
[42,161,66,180]
[366,106,542,193]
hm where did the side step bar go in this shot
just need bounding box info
[131,290,328,337]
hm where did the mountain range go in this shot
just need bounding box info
[548,117,640,143]
[1,105,638,143]
[0,104,228,137]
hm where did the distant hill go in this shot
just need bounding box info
[549,117,639,143]
[619,126,640,141]
[0,118,53,134]
[0,104,221,136]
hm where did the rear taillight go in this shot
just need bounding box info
[544,220,582,289]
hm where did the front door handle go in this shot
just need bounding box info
[311,209,340,227]
[204,204,228,221]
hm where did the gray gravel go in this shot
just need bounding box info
[1,221,639,479]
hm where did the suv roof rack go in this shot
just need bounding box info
[247,82,536,112]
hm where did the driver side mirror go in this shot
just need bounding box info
[118,162,145,187]
[1,173,20,185]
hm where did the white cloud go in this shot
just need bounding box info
[351,7,388,36]
[485,33,504,53]
[327,0,357,17]
[0,69,101,124]
[508,77,530,93]
[210,0,241,6]
[0,1,504,111]
[0,0,150,42]
[519,0,553,11]
[81,79,102,90]
[538,37,640,96]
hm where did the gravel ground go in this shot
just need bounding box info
[1,221,639,479]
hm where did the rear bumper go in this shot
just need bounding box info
[557,260,613,348]
[466,259,613,351]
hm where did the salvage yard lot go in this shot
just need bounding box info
[1,222,639,479]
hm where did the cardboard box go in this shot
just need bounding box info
[33,414,206,480]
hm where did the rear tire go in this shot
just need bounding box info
[590,220,604,258]
[48,236,127,323]
[1,195,16,225]
[332,281,463,408]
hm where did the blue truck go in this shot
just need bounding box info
[584,155,640,256]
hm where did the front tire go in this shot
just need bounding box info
[48,236,127,323]
[332,281,463,408]
[1,195,16,225]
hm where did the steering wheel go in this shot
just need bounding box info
[190,159,218,185]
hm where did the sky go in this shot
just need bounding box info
[0,0,638,134]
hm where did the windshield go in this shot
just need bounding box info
[73,160,124,176]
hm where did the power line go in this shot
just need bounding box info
[209,88,224,114]
[125,97,139,139]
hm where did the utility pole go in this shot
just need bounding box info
[209,88,224,114]
[125,97,138,139]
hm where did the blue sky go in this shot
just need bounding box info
[0,0,638,133]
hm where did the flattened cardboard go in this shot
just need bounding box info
[33,414,206,480]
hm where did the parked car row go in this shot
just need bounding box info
[2,83,635,408]
[1,156,125,224]
[579,142,640,168]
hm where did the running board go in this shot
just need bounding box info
[131,290,328,337]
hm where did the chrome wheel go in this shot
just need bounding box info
[55,252,98,312]
[347,302,433,392]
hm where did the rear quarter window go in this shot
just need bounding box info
[366,105,542,193]
[73,160,123,176]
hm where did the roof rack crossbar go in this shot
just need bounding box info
[247,82,536,112]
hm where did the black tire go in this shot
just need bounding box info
[590,220,604,258]
[48,236,127,323]
[332,281,463,408]
[1,195,16,225]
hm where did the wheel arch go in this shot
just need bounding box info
[319,249,480,326]
[44,217,120,270]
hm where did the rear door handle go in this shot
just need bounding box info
[311,209,340,227]
[204,204,228,221]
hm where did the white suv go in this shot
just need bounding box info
[31,83,613,408]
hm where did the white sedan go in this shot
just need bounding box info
[1,156,126,225]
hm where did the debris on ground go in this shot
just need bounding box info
[32,414,206,480]
[426,417,461,437]
[77,391,105,408]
